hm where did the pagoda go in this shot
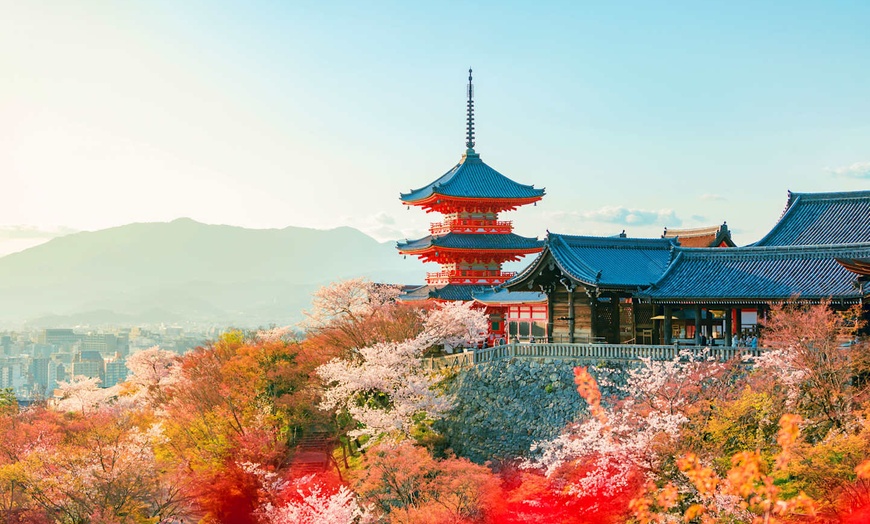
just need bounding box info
[397,70,546,339]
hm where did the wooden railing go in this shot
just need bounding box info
[430,219,513,235]
[425,270,516,285]
[421,343,764,371]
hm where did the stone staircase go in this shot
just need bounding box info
[289,430,335,477]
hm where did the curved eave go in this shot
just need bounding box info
[837,258,870,277]
[504,240,601,291]
[398,245,543,256]
[401,193,544,213]
[641,295,866,305]
[546,235,605,286]
[752,192,802,246]
[503,247,552,290]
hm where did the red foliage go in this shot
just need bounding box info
[196,461,261,524]
[485,464,640,524]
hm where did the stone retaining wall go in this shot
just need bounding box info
[440,357,627,464]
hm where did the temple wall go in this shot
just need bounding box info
[439,357,627,464]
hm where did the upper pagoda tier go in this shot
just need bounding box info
[400,151,545,214]
[396,69,545,288]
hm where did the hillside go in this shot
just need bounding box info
[0,218,425,327]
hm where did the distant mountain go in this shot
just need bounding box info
[0,218,425,327]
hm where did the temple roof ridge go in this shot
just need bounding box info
[548,232,678,249]
[643,242,870,303]
[753,189,870,247]
[507,231,677,290]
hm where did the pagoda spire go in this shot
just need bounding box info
[466,68,475,153]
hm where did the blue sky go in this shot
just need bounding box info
[1,1,868,256]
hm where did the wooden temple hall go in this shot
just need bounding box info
[396,71,870,345]
[505,190,870,345]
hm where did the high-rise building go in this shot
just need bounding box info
[39,329,82,347]
[104,359,128,388]
[70,350,104,383]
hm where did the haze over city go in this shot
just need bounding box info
[3,1,869,258]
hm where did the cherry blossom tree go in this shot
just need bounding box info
[317,301,487,441]
[53,376,114,414]
[302,278,408,351]
[755,301,868,439]
[124,345,181,407]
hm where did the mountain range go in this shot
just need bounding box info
[0,218,425,328]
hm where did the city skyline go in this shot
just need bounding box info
[2,1,869,257]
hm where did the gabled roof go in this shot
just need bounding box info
[663,222,735,248]
[397,233,543,253]
[754,190,870,246]
[508,233,678,290]
[399,284,479,302]
[400,151,545,204]
[399,283,547,305]
[473,288,547,306]
[642,243,870,304]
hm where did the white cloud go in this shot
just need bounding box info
[825,161,870,179]
[700,193,724,201]
[576,206,681,227]
[0,225,78,241]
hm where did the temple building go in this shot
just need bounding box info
[662,222,735,247]
[641,190,870,344]
[504,234,677,344]
[505,190,870,345]
[398,70,547,341]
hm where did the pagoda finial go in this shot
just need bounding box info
[466,68,475,152]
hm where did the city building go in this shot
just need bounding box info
[70,350,104,382]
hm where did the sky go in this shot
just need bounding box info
[2,1,869,257]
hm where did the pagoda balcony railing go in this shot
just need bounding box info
[430,219,513,235]
[426,270,516,285]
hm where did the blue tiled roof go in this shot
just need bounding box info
[754,190,870,246]
[473,288,547,305]
[400,151,545,203]
[510,234,677,289]
[643,243,870,303]
[397,233,543,252]
[398,284,480,302]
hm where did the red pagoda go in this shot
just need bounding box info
[398,70,547,341]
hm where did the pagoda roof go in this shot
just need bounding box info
[642,243,870,304]
[754,190,870,246]
[400,151,545,205]
[399,283,547,304]
[397,232,543,253]
[663,222,735,248]
[507,233,678,290]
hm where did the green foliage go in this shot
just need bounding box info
[704,387,781,472]
[0,388,17,416]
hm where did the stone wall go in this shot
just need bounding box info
[440,357,628,464]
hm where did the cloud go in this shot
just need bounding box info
[372,212,395,226]
[825,161,870,179]
[575,206,682,227]
[700,193,724,201]
[690,215,707,223]
[0,225,78,240]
